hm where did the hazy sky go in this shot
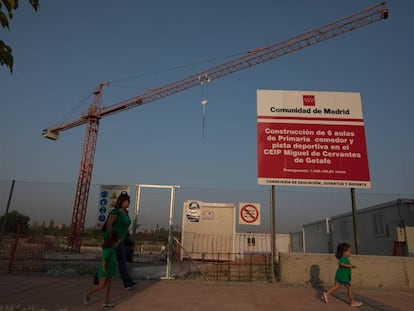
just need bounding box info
[1,1,413,232]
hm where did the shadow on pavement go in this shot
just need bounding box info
[333,290,396,311]
[0,273,160,311]
[308,264,325,301]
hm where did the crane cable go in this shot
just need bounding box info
[108,51,246,86]
[199,75,211,138]
[50,92,93,129]
[49,51,246,129]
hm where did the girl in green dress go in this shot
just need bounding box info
[322,242,362,307]
[84,232,122,307]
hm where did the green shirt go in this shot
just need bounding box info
[103,208,131,242]
[97,248,117,278]
[335,256,352,283]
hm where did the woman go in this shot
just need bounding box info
[103,191,136,290]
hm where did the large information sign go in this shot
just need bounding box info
[257,90,370,188]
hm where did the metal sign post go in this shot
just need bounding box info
[350,188,360,254]
[133,184,180,280]
[270,185,276,284]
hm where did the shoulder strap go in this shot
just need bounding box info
[110,208,121,217]
[102,209,120,231]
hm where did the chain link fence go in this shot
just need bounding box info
[0,180,413,282]
[0,225,46,273]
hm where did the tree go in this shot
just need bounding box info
[0,0,39,73]
[0,210,30,233]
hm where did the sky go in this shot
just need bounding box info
[1,0,413,233]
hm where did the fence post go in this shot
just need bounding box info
[227,252,231,281]
[217,252,220,280]
[8,223,22,273]
[238,254,241,281]
[0,179,16,245]
[249,254,253,282]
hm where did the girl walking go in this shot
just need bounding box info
[84,232,122,307]
[322,242,362,307]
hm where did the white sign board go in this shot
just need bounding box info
[96,185,130,229]
[257,90,371,188]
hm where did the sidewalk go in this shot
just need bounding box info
[0,274,413,311]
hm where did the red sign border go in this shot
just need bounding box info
[240,204,259,224]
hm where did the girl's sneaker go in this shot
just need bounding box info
[83,292,90,305]
[322,292,328,303]
[102,301,115,307]
[351,301,362,307]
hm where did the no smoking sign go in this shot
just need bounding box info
[239,203,261,225]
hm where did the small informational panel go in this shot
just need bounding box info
[185,201,201,223]
[257,90,370,188]
[96,185,130,228]
[239,203,261,225]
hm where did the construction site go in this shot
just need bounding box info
[1,1,414,310]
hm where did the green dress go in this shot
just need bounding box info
[335,256,352,283]
[97,248,117,278]
[104,208,131,242]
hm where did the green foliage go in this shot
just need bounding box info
[28,221,69,236]
[28,222,46,235]
[0,39,13,70]
[82,227,103,240]
[136,227,180,243]
[0,210,30,233]
[0,0,39,73]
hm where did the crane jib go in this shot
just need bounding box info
[44,3,388,135]
[93,2,389,122]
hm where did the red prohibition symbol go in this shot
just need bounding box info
[240,204,259,223]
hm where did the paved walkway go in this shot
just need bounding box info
[0,275,413,311]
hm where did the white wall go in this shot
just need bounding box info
[234,233,290,259]
[280,252,414,289]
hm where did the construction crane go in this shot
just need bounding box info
[43,3,388,251]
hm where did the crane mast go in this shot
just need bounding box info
[43,3,388,251]
[68,82,109,251]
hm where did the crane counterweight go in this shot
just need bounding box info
[42,129,59,141]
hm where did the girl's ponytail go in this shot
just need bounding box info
[335,242,351,259]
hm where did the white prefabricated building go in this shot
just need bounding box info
[234,233,291,259]
[180,200,236,261]
[301,199,414,256]
[180,200,292,261]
